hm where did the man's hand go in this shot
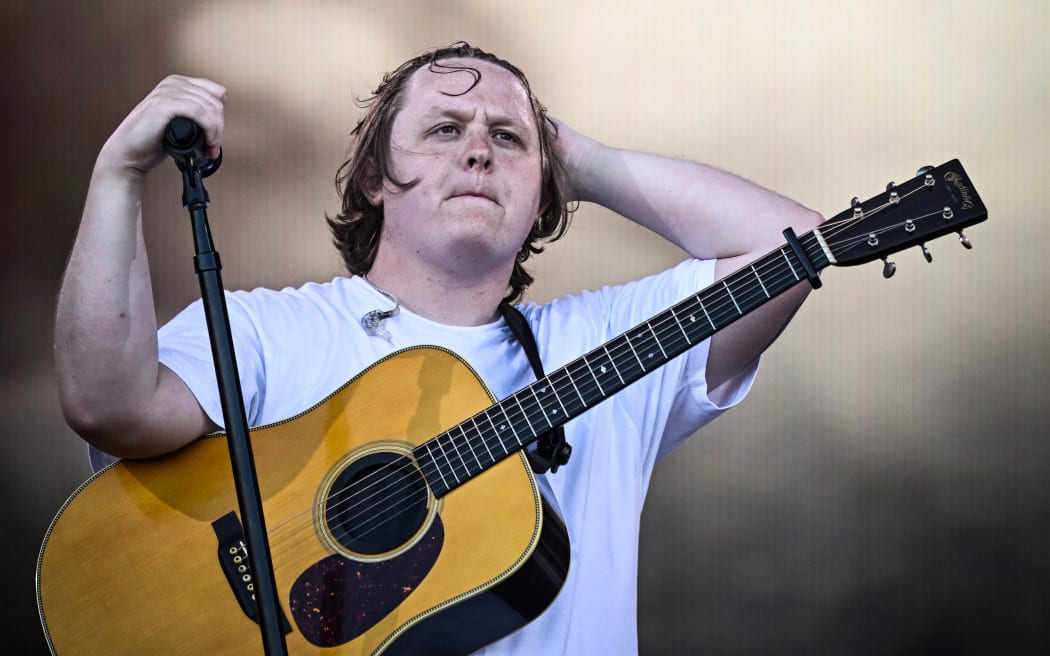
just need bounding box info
[547,117,602,204]
[97,75,226,179]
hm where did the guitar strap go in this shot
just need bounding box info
[498,301,572,474]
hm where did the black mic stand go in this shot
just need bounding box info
[164,118,288,656]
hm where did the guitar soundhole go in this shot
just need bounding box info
[324,452,430,556]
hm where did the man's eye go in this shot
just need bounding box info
[494,131,519,143]
[435,125,459,135]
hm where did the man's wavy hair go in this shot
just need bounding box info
[327,41,573,303]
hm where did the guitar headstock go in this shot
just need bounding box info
[819,159,987,276]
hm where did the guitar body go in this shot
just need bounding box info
[36,347,569,655]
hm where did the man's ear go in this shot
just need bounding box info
[361,160,383,206]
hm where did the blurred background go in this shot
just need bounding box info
[4,1,1047,653]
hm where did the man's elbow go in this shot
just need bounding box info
[58,392,156,459]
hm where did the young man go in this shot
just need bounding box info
[55,43,821,654]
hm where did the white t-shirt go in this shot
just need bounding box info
[95,257,756,654]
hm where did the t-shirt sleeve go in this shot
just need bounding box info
[86,293,267,474]
[156,291,268,429]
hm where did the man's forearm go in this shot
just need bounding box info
[54,163,163,435]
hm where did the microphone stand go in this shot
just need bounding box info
[165,121,289,656]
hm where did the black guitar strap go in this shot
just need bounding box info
[498,301,572,474]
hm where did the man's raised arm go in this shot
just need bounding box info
[553,120,823,400]
[55,76,226,459]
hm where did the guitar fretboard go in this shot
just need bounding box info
[413,231,830,497]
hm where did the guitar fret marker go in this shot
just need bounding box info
[528,386,553,427]
[647,323,668,358]
[497,403,522,451]
[583,356,606,396]
[669,307,692,345]
[535,384,566,418]
[546,380,569,417]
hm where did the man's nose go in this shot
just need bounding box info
[464,131,492,171]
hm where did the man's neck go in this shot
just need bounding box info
[365,251,512,327]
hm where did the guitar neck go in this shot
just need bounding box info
[414,231,830,497]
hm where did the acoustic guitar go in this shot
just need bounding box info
[36,160,987,654]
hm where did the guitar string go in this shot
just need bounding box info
[264,184,947,554]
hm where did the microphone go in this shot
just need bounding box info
[163,116,222,177]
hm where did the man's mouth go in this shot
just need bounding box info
[450,191,497,204]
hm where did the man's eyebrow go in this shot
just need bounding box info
[422,106,473,121]
[422,106,530,129]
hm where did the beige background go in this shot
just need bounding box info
[4,1,1047,653]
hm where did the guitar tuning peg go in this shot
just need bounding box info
[886,181,896,191]
[851,196,860,208]
[882,257,896,279]
[916,164,934,177]
[920,243,933,263]
[958,231,973,249]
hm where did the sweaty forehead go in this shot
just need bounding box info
[405,57,533,110]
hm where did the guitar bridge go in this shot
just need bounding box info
[211,512,292,634]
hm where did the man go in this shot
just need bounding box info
[55,42,821,654]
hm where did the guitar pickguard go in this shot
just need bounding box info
[290,516,445,647]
